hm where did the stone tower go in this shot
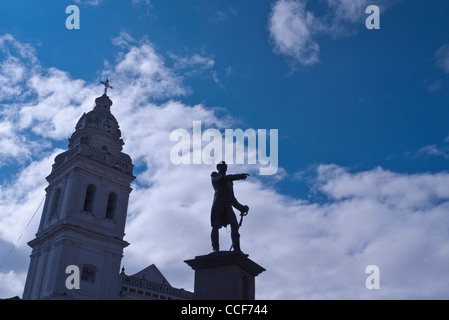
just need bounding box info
[22,87,135,300]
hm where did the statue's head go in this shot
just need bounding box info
[216,161,227,174]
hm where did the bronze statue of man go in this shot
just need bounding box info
[210,161,249,253]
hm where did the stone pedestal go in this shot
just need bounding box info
[184,251,265,300]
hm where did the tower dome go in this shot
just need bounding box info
[54,83,133,176]
[73,93,122,141]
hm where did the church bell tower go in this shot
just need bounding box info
[23,81,135,299]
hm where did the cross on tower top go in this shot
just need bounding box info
[101,79,113,95]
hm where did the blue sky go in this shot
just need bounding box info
[1,0,449,299]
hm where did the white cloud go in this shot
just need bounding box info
[268,0,392,67]
[417,135,449,160]
[1,34,449,300]
[427,80,443,93]
[435,44,449,74]
[131,0,151,7]
[0,152,57,244]
[327,0,371,24]
[209,6,237,23]
[269,0,321,67]
[19,70,96,140]
[108,34,187,101]
[0,270,25,298]
[73,0,102,5]
[0,121,32,164]
[73,0,151,7]
[0,34,37,64]
[0,35,59,166]
[0,34,36,102]
[171,53,215,72]
[418,145,449,159]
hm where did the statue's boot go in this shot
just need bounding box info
[231,227,242,253]
[233,243,242,253]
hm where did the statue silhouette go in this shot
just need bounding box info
[210,161,249,253]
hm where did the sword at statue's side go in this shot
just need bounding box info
[239,209,249,227]
[230,209,249,251]
[238,173,250,227]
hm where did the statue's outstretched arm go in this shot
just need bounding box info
[211,173,249,183]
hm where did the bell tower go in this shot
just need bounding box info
[23,82,135,300]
